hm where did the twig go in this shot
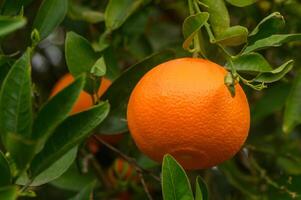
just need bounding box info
[93,135,161,182]
[79,149,111,189]
[135,167,153,200]
[249,156,298,199]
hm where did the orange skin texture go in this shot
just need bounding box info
[127,58,250,170]
[51,73,123,147]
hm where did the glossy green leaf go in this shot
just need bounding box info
[229,53,272,73]
[162,154,194,200]
[254,60,293,83]
[97,50,175,134]
[0,151,11,186]
[243,34,301,54]
[17,147,78,186]
[182,13,209,50]
[65,32,98,76]
[225,0,257,7]
[215,26,248,46]
[283,70,301,134]
[195,176,208,200]
[90,57,106,77]
[33,0,68,40]
[104,0,144,31]
[249,12,285,44]
[31,102,110,177]
[0,186,18,200]
[201,0,230,37]
[0,16,26,37]
[69,181,96,200]
[0,49,36,171]
[33,76,85,152]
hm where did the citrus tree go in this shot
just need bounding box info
[0,0,301,199]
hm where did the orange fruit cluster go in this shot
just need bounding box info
[127,58,250,170]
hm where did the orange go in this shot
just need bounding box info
[51,73,123,148]
[107,158,137,185]
[127,58,250,170]
[50,73,111,114]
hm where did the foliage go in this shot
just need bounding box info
[0,0,301,199]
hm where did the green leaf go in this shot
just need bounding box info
[215,26,248,46]
[254,60,293,83]
[97,50,175,134]
[104,0,144,31]
[65,32,98,76]
[103,47,121,81]
[0,49,36,172]
[229,53,272,73]
[225,0,257,7]
[31,102,110,177]
[0,186,18,200]
[195,176,208,200]
[0,16,26,37]
[201,0,230,37]
[243,34,301,54]
[0,151,11,186]
[283,70,301,134]
[32,76,85,152]
[182,13,209,50]
[90,57,106,77]
[50,163,96,191]
[69,181,96,200]
[33,0,68,40]
[16,147,78,186]
[249,12,285,44]
[162,154,194,200]
[68,2,104,24]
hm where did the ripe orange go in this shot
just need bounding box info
[51,73,123,148]
[127,58,250,170]
[51,73,111,114]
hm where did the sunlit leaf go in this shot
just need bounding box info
[195,176,208,200]
[254,60,293,83]
[17,147,78,186]
[215,26,248,46]
[162,154,194,200]
[244,34,301,54]
[182,13,209,50]
[0,16,26,37]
